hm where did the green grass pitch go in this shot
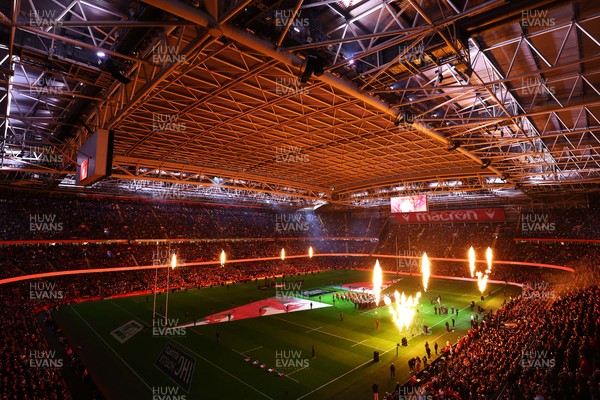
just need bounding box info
[53,270,521,400]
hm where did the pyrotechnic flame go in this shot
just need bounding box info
[281,248,285,261]
[469,247,493,294]
[485,247,493,274]
[220,250,226,266]
[468,246,476,278]
[476,271,487,293]
[385,290,421,332]
[171,253,177,269]
[373,260,383,305]
[421,253,430,292]
[308,246,313,259]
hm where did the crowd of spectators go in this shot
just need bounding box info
[2,190,599,400]
[500,286,600,399]
[516,209,600,239]
[387,260,600,400]
[379,220,600,267]
[0,239,378,280]
[379,222,503,259]
[413,291,553,398]
[0,289,71,399]
[0,191,385,241]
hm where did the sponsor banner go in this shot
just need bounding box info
[394,208,505,224]
[155,343,196,392]
[518,212,557,235]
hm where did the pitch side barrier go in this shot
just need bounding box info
[0,253,573,286]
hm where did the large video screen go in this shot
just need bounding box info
[75,129,114,186]
[391,194,428,213]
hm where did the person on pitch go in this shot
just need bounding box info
[372,383,379,400]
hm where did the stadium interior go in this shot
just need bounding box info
[0,0,599,399]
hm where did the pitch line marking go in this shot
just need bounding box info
[297,285,508,399]
[297,344,397,400]
[305,326,322,333]
[110,299,273,395]
[351,339,367,347]
[287,365,309,376]
[231,346,263,356]
[273,317,386,351]
[242,346,263,354]
[70,306,153,391]
[233,347,302,384]
[109,299,211,338]
[109,300,150,326]
[108,300,263,398]
[110,299,209,337]
[171,338,273,400]
[422,285,506,332]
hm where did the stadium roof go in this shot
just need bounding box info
[1,0,599,208]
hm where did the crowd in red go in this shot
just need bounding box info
[385,261,600,400]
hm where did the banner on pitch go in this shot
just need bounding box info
[155,343,196,392]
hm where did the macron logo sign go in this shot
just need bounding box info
[395,208,505,224]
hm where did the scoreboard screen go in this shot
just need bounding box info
[390,194,428,213]
[75,129,114,186]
